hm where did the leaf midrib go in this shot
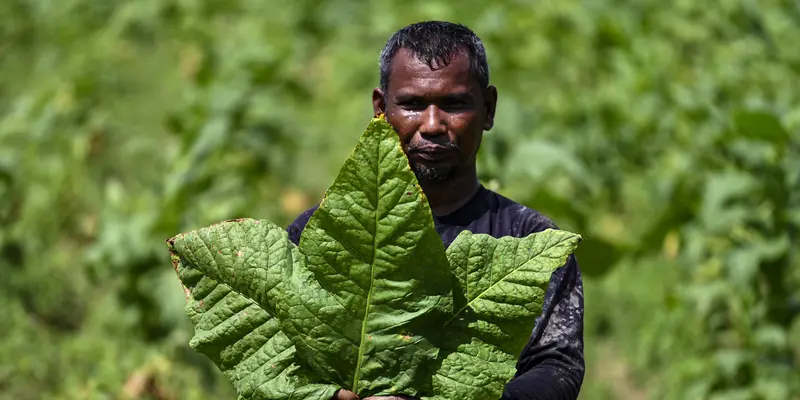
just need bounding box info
[351,131,384,393]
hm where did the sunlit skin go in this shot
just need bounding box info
[332,48,498,400]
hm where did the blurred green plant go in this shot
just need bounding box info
[0,0,798,399]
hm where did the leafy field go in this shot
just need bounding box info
[1,1,798,399]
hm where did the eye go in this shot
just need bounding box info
[398,99,426,111]
[441,98,472,113]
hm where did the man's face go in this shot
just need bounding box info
[373,48,497,183]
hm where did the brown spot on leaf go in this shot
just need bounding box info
[236,250,243,257]
[169,254,180,274]
[182,286,191,300]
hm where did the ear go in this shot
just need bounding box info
[483,85,498,131]
[372,87,386,117]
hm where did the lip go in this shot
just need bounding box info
[411,147,456,161]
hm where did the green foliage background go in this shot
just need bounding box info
[1,1,798,399]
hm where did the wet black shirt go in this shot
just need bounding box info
[286,185,585,400]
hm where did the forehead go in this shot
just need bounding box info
[387,48,478,95]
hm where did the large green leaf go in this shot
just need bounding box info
[427,338,517,400]
[445,229,582,351]
[168,116,455,398]
[167,224,339,400]
[430,229,583,399]
[291,116,454,396]
[166,116,583,399]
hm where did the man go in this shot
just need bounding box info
[286,21,585,400]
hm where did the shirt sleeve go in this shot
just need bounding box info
[286,205,319,245]
[501,254,585,400]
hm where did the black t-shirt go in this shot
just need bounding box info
[286,185,585,400]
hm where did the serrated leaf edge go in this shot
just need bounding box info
[443,229,582,327]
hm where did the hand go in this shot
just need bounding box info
[332,389,418,400]
[363,396,418,400]
[333,389,359,400]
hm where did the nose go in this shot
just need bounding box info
[418,105,447,137]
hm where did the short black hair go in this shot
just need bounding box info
[378,21,490,93]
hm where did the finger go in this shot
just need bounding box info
[363,397,415,400]
[334,389,360,400]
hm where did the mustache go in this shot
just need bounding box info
[407,140,459,152]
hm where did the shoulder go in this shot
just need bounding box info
[485,188,560,235]
[286,204,319,245]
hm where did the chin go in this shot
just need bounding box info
[412,164,455,183]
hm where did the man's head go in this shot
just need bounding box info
[373,21,497,184]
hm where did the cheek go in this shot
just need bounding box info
[387,112,417,143]
[448,115,481,147]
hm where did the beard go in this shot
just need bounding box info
[411,162,455,182]
[407,141,459,183]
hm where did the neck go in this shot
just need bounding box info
[421,169,481,217]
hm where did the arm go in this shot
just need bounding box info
[501,255,585,400]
